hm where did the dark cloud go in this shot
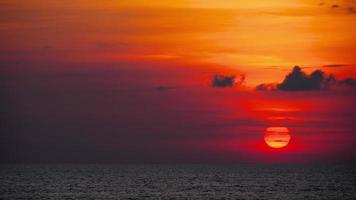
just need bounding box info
[331,4,340,8]
[256,83,277,91]
[212,75,235,88]
[256,66,355,91]
[277,66,329,91]
[338,78,356,86]
[323,64,349,68]
[211,75,245,88]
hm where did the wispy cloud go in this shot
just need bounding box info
[322,64,355,68]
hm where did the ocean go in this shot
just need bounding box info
[1,164,355,199]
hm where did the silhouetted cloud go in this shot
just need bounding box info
[277,66,328,91]
[256,83,277,91]
[211,75,245,88]
[323,64,349,68]
[338,78,356,86]
[256,66,355,91]
[212,75,235,88]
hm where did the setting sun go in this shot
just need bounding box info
[264,127,291,149]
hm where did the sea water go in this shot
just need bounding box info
[1,164,355,199]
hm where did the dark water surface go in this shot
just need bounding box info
[1,164,355,199]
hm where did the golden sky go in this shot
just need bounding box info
[0,0,355,86]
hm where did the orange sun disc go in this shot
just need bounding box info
[264,126,291,148]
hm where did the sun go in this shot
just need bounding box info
[264,127,291,149]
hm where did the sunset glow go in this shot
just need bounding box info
[1,0,356,86]
[1,0,355,164]
[1,1,356,199]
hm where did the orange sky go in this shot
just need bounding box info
[0,0,355,86]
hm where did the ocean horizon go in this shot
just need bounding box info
[1,164,355,199]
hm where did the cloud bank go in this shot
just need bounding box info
[256,66,355,91]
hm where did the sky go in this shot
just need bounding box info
[1,0,356,163]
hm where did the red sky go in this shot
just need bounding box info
[0,0,355,163]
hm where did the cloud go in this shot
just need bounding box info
[324,1,356,14]
[322,64,356,68]
[323,64,348,68]
[277,66,329,91]
[331,4,340,9]
[347,7,356,13]
[268,0,356,16]
[211,74,245,88]
[256,83,277,91]
[338,78,356,86]
[212,75,235,88]
[330,5,356,14]
[256,66,355,91]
